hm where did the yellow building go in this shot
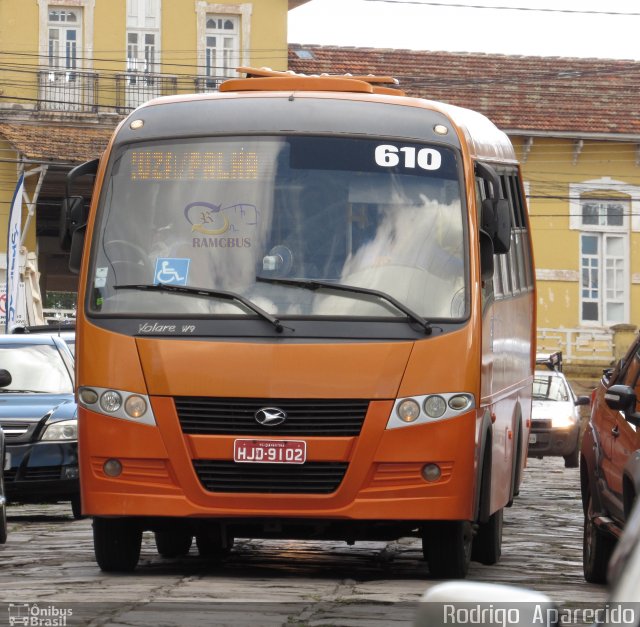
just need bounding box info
[288,45,640,370]
[0,0,306,322]
[2,18,638,370]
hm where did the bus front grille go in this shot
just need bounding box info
[192,460,348,494]
[175,398,369,436]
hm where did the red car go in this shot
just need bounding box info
[580,333,640,583]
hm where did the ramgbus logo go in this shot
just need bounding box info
[184,201,258,249]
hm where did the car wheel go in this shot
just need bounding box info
[93,517,142,572]
[564,446,580,469]
[471,507,503,565]
[422,520,473,578]
[155,530,193,558]
[583,494,615,583]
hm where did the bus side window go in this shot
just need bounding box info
[498,168,534,295]
[499,171,520,295]
[476,176,498,301]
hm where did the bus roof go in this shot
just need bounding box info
[127,68,517,164]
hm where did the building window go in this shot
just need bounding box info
[122,0,161,110]
[196,3,252,92]
[580,233,627,325]
[126,0,160,74]
[205,14,239,81]
[47,8,80,71]
[569,180,634,327]
[581,198,625,228]
[127,32,157,73]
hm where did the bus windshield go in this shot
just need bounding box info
[90,135,466,320]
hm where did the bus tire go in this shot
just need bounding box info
[0,481,7,545]
[154,530,193,558]
[422,521,472,579]
[71,494,84,520]
[196,530,234,559]
[583,494,615,584]
[508,418,523,505]
[471,507,503,565]
[93,517,142,572]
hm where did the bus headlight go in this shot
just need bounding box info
[397,399,421,422]
[424,395,447,419]
[125,395,147,418]
[78,386,156,426]
[41,419,78,441]
[100,390,122,413]
[79,388,99,405]
[448,394,473,411]
[387,392,476,430]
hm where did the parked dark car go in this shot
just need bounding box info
[0,334,80,518]
[581,332,640,583]
[529,353,590,468]
[11,323,75,357]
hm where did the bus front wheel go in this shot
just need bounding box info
[93,517,142,572]
[155,530,193,558]
[422,521,472,578]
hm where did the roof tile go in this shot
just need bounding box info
[288,45,640,136]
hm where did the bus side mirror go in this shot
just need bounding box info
[481,198,511,255]
[68,225,86,275]
[479,230,494,282]
[59,196,85,252]
[63,158,99,273]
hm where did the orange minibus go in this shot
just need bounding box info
[62,68,536,577]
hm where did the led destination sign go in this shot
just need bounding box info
[130,149,259,181]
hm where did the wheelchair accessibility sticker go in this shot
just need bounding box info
[154,258,190,286]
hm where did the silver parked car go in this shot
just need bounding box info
[529,353,590,468]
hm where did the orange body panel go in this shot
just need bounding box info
[79,394,476,520]
[135,337,414,399]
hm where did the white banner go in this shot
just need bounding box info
[5,174,24,333]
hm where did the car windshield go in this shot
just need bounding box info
[0,342,73,394]
[89,135,466,320]
[533,374,570,402]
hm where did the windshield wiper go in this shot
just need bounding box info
[256,276,432,335]
[0,389,45,394]
[115,284,286,333]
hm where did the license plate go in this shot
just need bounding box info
[233,439,306,464]
[529,433,537,445]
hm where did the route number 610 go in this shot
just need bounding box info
[374,144,442,171]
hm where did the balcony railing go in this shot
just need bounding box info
[33,71,234,115]
[115,72,179,114]
[194,75,227,93]
[537,327,614,366]
[37,69,98,113]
